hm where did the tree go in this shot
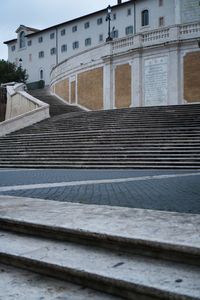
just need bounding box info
[0,59,28,84]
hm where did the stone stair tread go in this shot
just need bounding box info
[0,164,200,169]
[0,196,199,256]
[0,263,122,300]
[0,197,200,300]
[1,230,200,300]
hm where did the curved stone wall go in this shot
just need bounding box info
[50,23,200,111]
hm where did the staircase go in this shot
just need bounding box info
[0,89,200,168]
[29,88,82,117]
[0,196,200,300]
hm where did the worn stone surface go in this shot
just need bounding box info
[0,195,200,251]
[0,229,200,299]
[0,263,122,300]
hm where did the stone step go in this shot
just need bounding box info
[0,163,199,169]
[1,231,200,300]
[1,145,200,151]
[0,196,199,300]
[4,133,200,140]
[2,135,200,142]
[1,97,200,169]
[1,155,200,161]
[1,150,200,155]
[1,153,200,159]
[14,126,200,135]
[0,263,122,300]
[0,161,200,167]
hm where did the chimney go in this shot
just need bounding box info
[118,0,122,4]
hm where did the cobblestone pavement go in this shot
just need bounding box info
[0,169,199,214]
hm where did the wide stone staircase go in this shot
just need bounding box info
[0,88,200,168]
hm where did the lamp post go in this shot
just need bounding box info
[106,5,113,42]
[19,58,23,68]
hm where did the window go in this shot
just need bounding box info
[73,41,79,49]
[142,10,149,26]
[159,0,164,6]
[11,45,16,52]
[27,40,32,46]
[111,29,119,39]
[61,29,66,36]
[125,26,133,35]
[84,22,90,29]
[85,38,91,46]
[61,44,67,52]
[99,34,103,42]
[19,31,26,48]
[72,25,77,32]
[127,8,132,16]
[97,17,103,25]
[113,13,116,20]
[40,69,43,80]
[50,48,56,55]
[159,17,165,26]
[50,33,55,39]
[38,51,44,58]
[38,36,43,43]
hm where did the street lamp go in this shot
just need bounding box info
[106,5,113,42]
[19,58,23,67]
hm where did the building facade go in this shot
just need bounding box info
[4,0,200,110]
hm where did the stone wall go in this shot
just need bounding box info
[184,51,200,103]
[71,81,76,104]
[115,64,131,109]
[55,79,69,102]
[77,67,103,110]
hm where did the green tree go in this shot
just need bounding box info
[0,59,28,84]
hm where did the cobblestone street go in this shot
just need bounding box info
[0,169,199,214]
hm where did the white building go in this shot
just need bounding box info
[4,0,200,110]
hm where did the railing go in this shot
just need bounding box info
[0,87,7,122]
[112,22,200,52]
[180,22,200,35]
[142,28,170,43]
[112,35,134,50]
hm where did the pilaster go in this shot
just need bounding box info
[131,52,142,107]
[103,55,114,109]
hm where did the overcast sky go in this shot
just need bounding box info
[0,0,126,60]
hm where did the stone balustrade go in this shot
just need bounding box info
[0,83,49,136]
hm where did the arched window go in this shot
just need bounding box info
[142,10,149,26]
[40,69,43,80]
[20,31,26,48]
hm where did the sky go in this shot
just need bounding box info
[0,0,125,60]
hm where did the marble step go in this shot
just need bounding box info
[0,196,200,300]
[1,154,200,160]
[0,263,122,300]
[1,136,200,142]
[0,163,199,169]
[1,231,200,300]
